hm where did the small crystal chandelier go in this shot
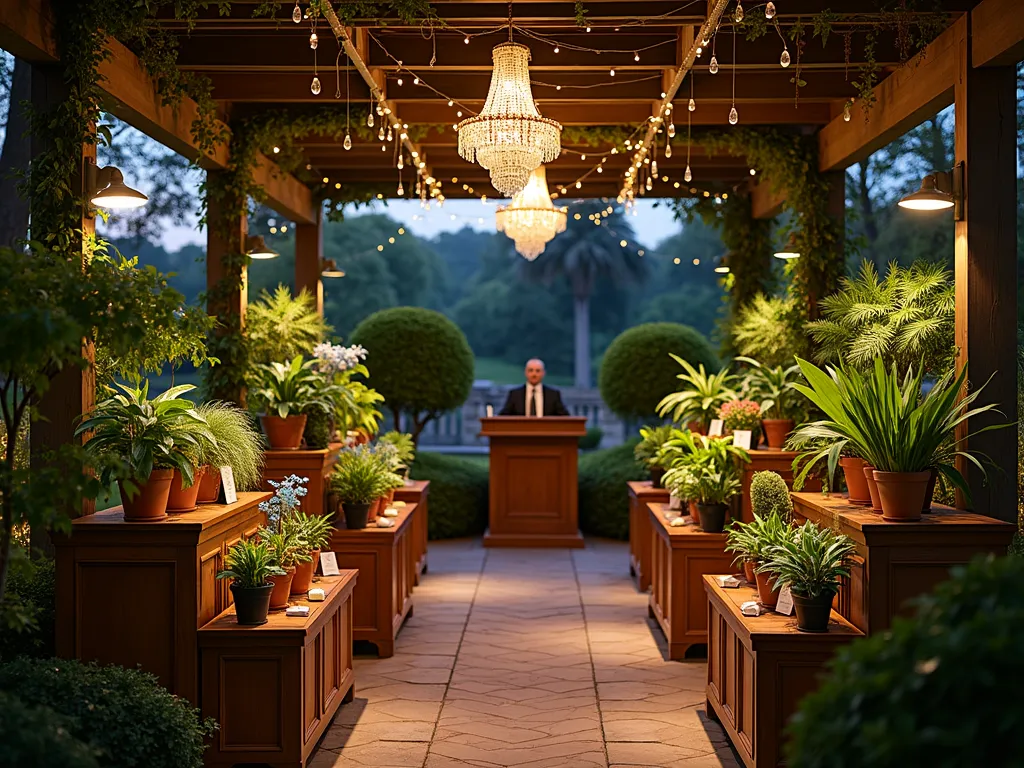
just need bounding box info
[457,41,562,197]
[495,165,567,261]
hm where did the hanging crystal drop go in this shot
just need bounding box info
[684,164,692,182]
[397,155,404,170]
[645,176,653,191]
[728,106,739,125]
[367,111,374,128]
[688,98,696,112]
[343,133,352,151]
[709,55,719,75]
[843,102,852,122]
[397,182,404,196]
[310,76,321,95]
[375,104,383,116]
[664,142,672,158]
[378,125,385,141]
[651,160,659,176]
[292,1,302,23]
[765,1,776,19]
[386,126,393,141]
[309,32,318,49]
[668,122,676,138]
[780,49,791,68]
[734,1,744,22]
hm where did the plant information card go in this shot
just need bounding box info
[732,430,753,450]
[218,466,237,505]
[708,419,724,437]
[319,551,340,576]
[775,585,795,616]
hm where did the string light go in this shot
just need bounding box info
[309,31,318,49]
[311,76,321,95]
[634,52,640,61]
[292,0,302,23]
[844,100,853,121]
[734,1,744,23]
[780,46,791,68]
[709,54,719,75]
[765,1,776,20]
[728,30,738,125]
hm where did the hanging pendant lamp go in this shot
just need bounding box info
[495,165,567,261]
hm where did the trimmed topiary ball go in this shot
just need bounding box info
[351,308,474,439]
[749,471,793,521]
[599,323,717,421]
[787,554,1024,768]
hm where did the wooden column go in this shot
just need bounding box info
[953,17,1017,520]
[29,63,95,525]
[294,206,324,315]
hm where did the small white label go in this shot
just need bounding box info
[319,551,340,576]
[775,585,795,615]
[285,605,310,617]
[486,404,494,418]
[708,419,724,437]
[732,430,753,450]
[668,493,682,510]
[218,466,237,504]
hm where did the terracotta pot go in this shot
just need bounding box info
[369,497,383,521]
[697,502,727,533]
[873,470,930,522]
[754,569,781,608]
[230,583,273,626]
[760,419,794,450]
[261,414,308,450]
[268,566,296,609]
[196,465,222,504]
[688,500,701,527]
[687,420,705,435]
[166,465,204,513]
[118,468,174,522]
[862,465,883,512]
[793,591,835,633]
[291,549,320,595]
[840,457,871,505]
[743,560,756,583]
[649,467,666,488]
[385,488,396,507]
[923,468,938,513]
[342,501,371,530]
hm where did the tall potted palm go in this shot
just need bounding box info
[657,358,738,433]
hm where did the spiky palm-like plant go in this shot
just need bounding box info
[246,285,332,368]
[732,294,809,368]
[806,260,954,375]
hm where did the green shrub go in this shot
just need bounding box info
[351,308,474,441]
[578,440,647,540]
[579,427,604,451]
[0,557,56,660]
[787,554,1024,768]
[599,323,717,421]
[0,658,216,768]
[246,285,331,368]
[410,452,489,539]
[749,471,793,521]
[0,690,99,768]
[302,405,332,449]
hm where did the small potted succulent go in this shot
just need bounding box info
[216,538,285,625]
[284,511,334,594]
[719,399,763,447]
[259,527,310,609]
[249,356,334,450]
[634,424,675,487]
[759,521,856,632]
[657,358,738,434]
[736,357,803,449]
[193,402,266,503]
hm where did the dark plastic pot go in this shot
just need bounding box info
[792,590,836,633]
[342,501,371,530]
[696,502,727,533]
[649,466,666,488]
[230,582,274,626]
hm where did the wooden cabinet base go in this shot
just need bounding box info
[263,443,341,517]
[704,576,863,768]
[329,503,417,657]
[393,480,430,583]
[648,503,735,659]
[792,492,1015,634]
[483,529,585,548]
[628,481,670,591]
[199,572,357,768]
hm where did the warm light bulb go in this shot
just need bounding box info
[749,168,756,176]
[554,45,560,53]
[413,77,420,85]
[729,106,739,125]
[684,164,692,182]
[651,160,658,176]
[309,32,318,49]
[634,52,640,62]
[709,55,719,74]
[780,49,791,68]
[645,176,653,191]
[292,1,302,23]
[397,183,404,195]
[765,1,776,19]
[844,102,852,121]
[664,143,672,158]
[310,76,321,95]
[668,122,676,138]
[378,125,385,141]
[734,1,744,22]
[610,68,616,76]
[343,133,352,151]
[464,36,470,44]
[397,77,403,86]
[367,112,374,128]
[386,127,393,141]
[688,98,696,112]
[397,156,404,170]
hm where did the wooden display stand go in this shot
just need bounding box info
[394,479,429,583]
[792,492,1015,635]
[648,503,735,659]
[704,576,863,768]
[328,502,417,657]
[263,442,342,517]
[628,481,670,592]
[739,450,820,523]
[480,416,587,548]
[199,572,357,768]
[54,492,271,705]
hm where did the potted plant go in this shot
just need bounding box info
[725,516,769,582]
[759,521,856,632]
[657,357,738,433]
[718,399,763,446]
[249,356,333,450]
[378,431,416,482]
[662,434,749,532]
[692,467,742,533]
[736,357,804,449]
[77,383,212,522]
[749,470,794,521]
[749,511,793,607]
[284,512,333,594]
[193,402,266,503]
[166,415,219,513]
[329,448,386,529]
[216,538,285,625]
[634,425,675,486]
[259,527,309,609]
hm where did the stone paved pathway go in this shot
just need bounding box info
[309,538,740,768]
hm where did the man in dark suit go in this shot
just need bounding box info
[499,358,570,417]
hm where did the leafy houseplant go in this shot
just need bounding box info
[692,468,743,533]
[661,434,750,532]
[726,510,789,582]
[77,383,214,521]
[657,357,738,433]
[259,527,310,609]
[193,402,265,502]
[634,424,675,486]
[250,355,333,449]
[759,521,856,632]
[736,356,804,448]
[749,511,794,608]
[216,538,285,625]
[283,512,334,594]
[330,448,389,529]
[378,431,416,476]
[719,399,763,445]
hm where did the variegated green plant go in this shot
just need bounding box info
[656,357,738,431]
[757,521,856,599]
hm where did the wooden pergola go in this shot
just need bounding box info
[0,0,1019,520]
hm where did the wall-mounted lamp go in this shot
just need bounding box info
[321,258,345,278]
[773,233,800,260]
[246,234,279,260]
[897,163,963,220]
[87,161,148,210]
[714,251,732,274]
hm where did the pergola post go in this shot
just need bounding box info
[29,63,96,526]
[295,205,324,316]
[952,17,1017,519]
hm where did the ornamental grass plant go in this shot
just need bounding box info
[194,402,264,490]
[216,538,284,588]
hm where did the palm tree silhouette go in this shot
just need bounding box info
[522,200,648,388]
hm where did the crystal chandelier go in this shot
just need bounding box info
[457,42,561,197]
[495,165,567,261]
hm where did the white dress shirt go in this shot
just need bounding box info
[526,383,544,417]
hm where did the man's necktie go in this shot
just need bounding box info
[528,387,538,416]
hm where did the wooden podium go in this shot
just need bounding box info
[480,416,587,548]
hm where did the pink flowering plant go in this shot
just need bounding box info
[719,399,762,432]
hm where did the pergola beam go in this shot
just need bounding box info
[971,0,1024,67]
[750,179,785,219]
